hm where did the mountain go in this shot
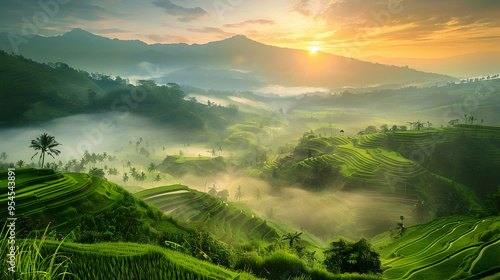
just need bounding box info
[0,28,456,90]
[364,52,500,78]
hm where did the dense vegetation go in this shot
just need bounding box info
[259,126,500,222]
[0,51,241,141]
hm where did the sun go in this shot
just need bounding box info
[310,46,321,54]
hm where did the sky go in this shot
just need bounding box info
[1,0,499,59]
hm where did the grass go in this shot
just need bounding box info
[136,185,283,245]
[42,241,260,280]
[373,215,500,279]
[0,223,74,280]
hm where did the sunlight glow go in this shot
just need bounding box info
[310,46,320,53]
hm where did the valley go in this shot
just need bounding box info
[1,5,500,278]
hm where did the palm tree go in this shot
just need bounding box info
[235,185,245,201]
[282,232,303,247]
[139,171,146,187]
[16,160,25,168]
[208,183,218,197]
[122,172,129,183]
[29,133,62,168]
[147,162,157,187]
[154,174,161,186]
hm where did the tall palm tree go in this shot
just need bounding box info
[139,171,146,187]
[234,185,245,201]
[147,162,157,187]
[29,133,61,168]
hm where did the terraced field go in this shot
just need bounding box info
[136,185,283,245]
[0,168,119,227]
[41,241,259,280]
[373,216,500,279]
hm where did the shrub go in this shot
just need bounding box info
[261,250,307,280]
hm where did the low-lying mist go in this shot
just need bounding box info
[171,172,416,241]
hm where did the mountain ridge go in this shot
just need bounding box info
[0,28,457,90]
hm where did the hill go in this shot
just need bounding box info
[0,28,456,89]
[256,126,500,237]
[372,215,500,280]
[134,184,324,248]
[0,50,105,125]
[0,168,189,238]
[0,52,246,140]
[0,168,255,278]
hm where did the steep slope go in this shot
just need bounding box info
[258,126,500,238]
[135,185,324,248]
[0,50,104,125]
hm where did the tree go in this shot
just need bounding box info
[364,125,377,135]
[16,160,25,168]
[107,168,119,176]
[122,172,129,183]
[147,163,157,187]
[380,124,389,133]
[139,171,146,187]
[234,185,245,201]
[0,152,7,161]
[208,183,218,197]
[217,190,229,202]
[324,238,382,275]
[29,133,62,168]
[282,231,302,247]
[469,116,476,125]
[154,174,161,186]
[391,125,398,132]
[89,168,105,178]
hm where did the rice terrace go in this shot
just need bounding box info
[1,0,500,279]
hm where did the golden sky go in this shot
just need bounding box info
[1,0,499,59]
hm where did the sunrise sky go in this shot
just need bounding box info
[1,0,499,59]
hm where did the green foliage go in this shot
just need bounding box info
[0,223,74,280]
[41,241,258,280]
[261,250,307,279]
[135,185,281,245]
[29,133,61,168]
[88,167,105,178]
[324,238,382,275]
[158,155,227,177]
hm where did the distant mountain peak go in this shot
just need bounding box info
[63,28,98,38]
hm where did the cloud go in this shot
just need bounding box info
[469,35,500,40]
[0,0,120,35]
[144,33,190,43]
[224,19,276,28]
[93,28,128,34]
[292,0,312,17]
[286,0,500,51]
[188,27,232,35]
[152,0,207,21]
